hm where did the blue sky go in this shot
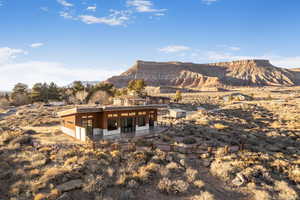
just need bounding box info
[1,0,300,90]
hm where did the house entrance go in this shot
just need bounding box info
[82,116,93,137]
[149,113,155,128]
[121,117,136,133]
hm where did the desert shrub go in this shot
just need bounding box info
[133,166,150,183]
[193,180,205,189]
[275,181,298,200]
[210,160,236,181]
[116,173,127,186]
[252,189,271,200]
[185,168,198,183]
[288,166,300,183]
[157,178,173,194]
[64,156,78,166]
[183,137,197,145]
[157,178,189,194]
[34,193,48,200]
[49,189,60,199]
[159,166,169,177]
[213,123,228,130]
[190,191,215,200]
[172,180,189,194]
[83,175,105,193]
[106,167,115,177]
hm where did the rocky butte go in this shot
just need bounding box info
[106,59,300,88]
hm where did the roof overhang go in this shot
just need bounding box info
[57,104,167,117]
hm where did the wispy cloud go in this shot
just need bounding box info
[60,11,77,20]
[159,45,191,53]
[79,10,131,26]
[87,5,96,12]
[0,47,27,64]
[30,43,44,48]
[57,0,73,7]
[127,0,167,13]
[202,0,218,5]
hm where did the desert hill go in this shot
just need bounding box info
[106,59,300,88]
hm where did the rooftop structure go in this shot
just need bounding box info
[58,105,166,142]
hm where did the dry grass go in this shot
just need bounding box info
[210,160,236,181]
[157,178,189,194]
[116,173,127,185]
[213,123,228,130]
[190,191,215,200]
[34,193,48,200]
[252,189,271,200]
[186,168,198,183]
[64,156,78,166]
[274,181,298,200]
[193,180,205,189]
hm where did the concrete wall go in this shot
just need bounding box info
[103,128,121,136]
[136,123,149,131]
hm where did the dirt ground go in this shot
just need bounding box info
[0,86,299,200]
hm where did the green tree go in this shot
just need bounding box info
[174,90,182,103]
[31,83,44,102]
[11,83,30,105]
[48,82,60,100]
[72,81,84,94]
[127,79,146,95]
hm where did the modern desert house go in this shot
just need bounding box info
[58,105,163,141]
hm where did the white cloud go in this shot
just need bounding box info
[79,10,131,26]
[87,5,96,12]
[0,47,27,64]
[57,0,73,7]
[127,0,167,13]
[267,56,300,68]
[159,45,191,53]
[0,61,122,91]
[60,11,77,20]
[202,0,218,5]
[30,43,44,48]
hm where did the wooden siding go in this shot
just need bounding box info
[61,115,76,131]
[61,108,158,130]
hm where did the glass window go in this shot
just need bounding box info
[108,119,118,131]
[137,116,146,127]
[82,119,92,127]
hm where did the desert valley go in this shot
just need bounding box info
[0,59,300,200]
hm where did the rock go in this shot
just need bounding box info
[106,60,296,88]
[266,145,281,152]
[230,146,239,153]
[232,174,245,187]
[179,159,186,167]
[57,179,83,192]
[118,190,135,200]
[56,193,72,200]
[202,159,211,167]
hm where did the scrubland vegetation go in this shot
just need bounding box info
[0,86,300,199]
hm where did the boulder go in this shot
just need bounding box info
[57,179,83,192]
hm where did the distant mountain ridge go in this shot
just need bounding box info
[106,59,300,88]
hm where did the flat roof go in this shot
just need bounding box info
[57,104,167,117]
